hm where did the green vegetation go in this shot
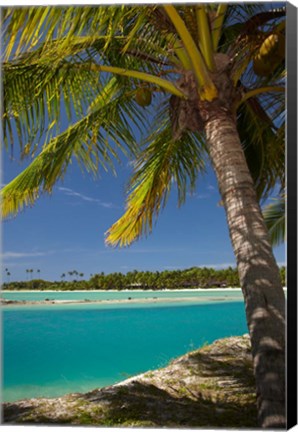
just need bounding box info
[263,193,286,246]
[1,265,286,291]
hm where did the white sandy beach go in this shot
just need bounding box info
[2,287,244,293]
[1,295,242,307]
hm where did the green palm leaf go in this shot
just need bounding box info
[106,119,207,247]
[237,94,285,201]
[3,60,102,151]
[1,77,139,218]
[2,6,134,61]
[263,193,285,246]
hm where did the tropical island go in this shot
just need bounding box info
[1,2,289,429]
[2,265,286,292]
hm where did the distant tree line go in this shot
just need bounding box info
[1,266,286,291]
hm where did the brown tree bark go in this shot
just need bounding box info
[204,110,286,428]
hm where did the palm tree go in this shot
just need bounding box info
[1,5,286,427]
[5,268,11,284]
[72,270,78,282]
[29,269,34,288]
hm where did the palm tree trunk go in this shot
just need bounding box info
[204,111,286,428]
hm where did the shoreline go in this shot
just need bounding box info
[0,295,241,307]
[1,287,244,293]
[1,287,287,294]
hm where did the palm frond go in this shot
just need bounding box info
[263,193,286,246]
[2,13,184,155]
[164,5,217,101]
[218,3,286,87]
[237,94,285,202]
[1,6,137,61]
[105,121,207,247]
[1,77,140,218]
[2,60,102,152]
[225,3,285,29]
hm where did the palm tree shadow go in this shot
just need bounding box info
[82,377,257,428]
[2,404,33,423]
[81,340,258,428]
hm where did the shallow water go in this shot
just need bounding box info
[1,288,244,302]
[3,299,248,402]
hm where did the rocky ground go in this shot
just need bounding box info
[2,334,257,428]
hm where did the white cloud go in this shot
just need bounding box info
[198,262,236,269]
[163,265,181,270]
[1,251,48,259]
[58,187,117,209]
[163,262,237,270]
[187,192,210,199]
[1,261,42,269]
[196,194,210,199]
[114,247,185,254]
[126,159,145,170]
[126,160,137,168]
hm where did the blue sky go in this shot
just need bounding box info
[2,146,285,282]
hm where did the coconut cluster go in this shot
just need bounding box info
[253,32,285,77]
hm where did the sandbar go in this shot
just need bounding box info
[0,295,238,307]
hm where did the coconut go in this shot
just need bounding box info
[135,88,152,107]
[253,54,272,77]
[253,31,285,77]
[259,33,279,60]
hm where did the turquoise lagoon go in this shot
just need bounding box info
[2,290,248,402]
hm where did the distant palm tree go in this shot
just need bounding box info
[5,269,11,283]
[29,269,34,289]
